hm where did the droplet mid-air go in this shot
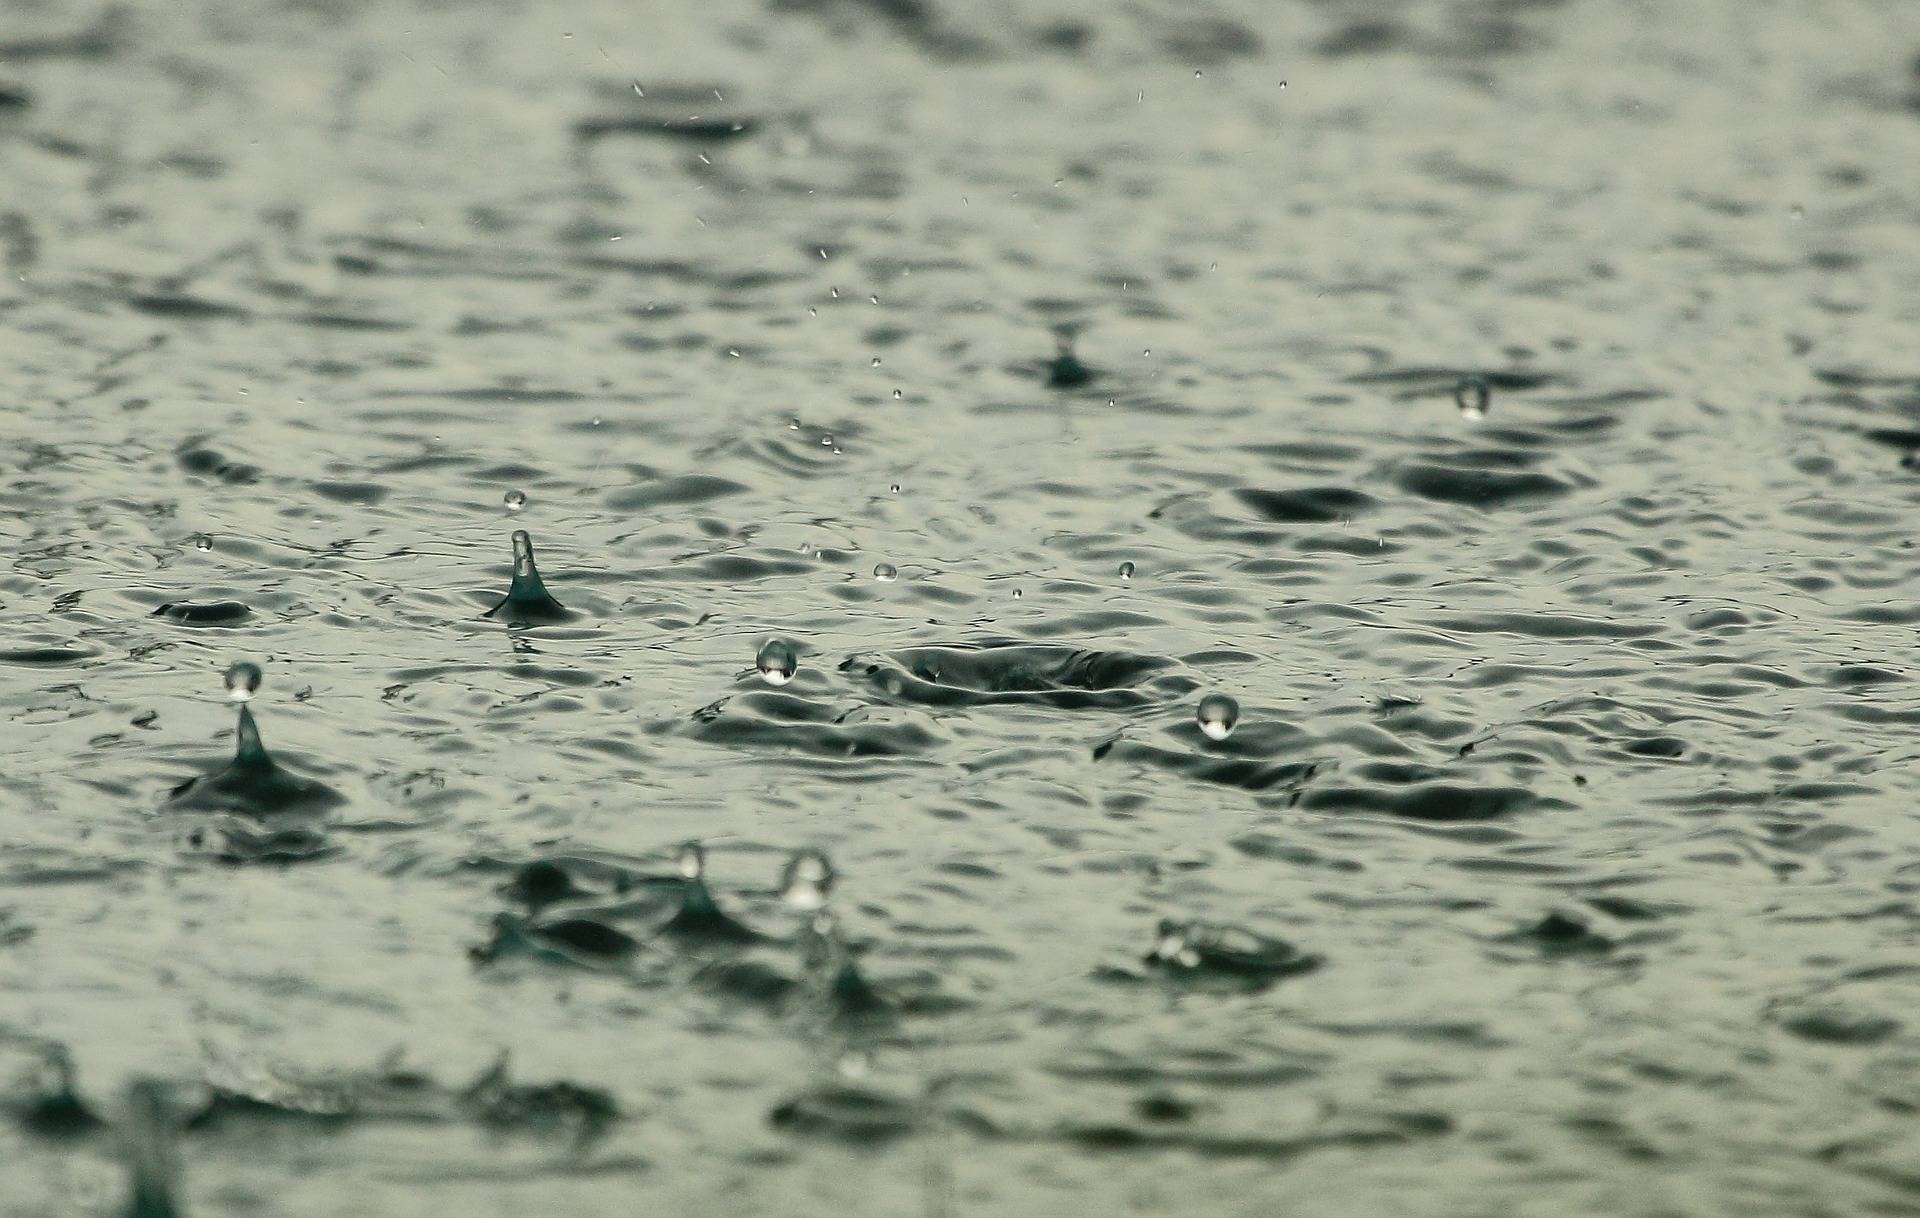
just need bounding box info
[872,563,897,582]
[781,849,835,911]
[224,661,261,703]
[1118,561,1136,580]
[756,639,799,686]
[503,489,528,513]
[1197,693,1240,741]
[191,533,213,552]
[1454,376,1491,420]
[485,530,574,624]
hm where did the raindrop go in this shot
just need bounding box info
[503,489,527,513]
[1119,561,1135,580]
[224,661,262,704]
[191,534,213,552]
[677,841,706,881]
[821,434,834,446]
[782,849,835,911]
[756,639,799,686]
[1196,693,1239,741]
[871,357,882,367]
[1454,376,1490,420]
[1012,587,1023,599]
[868,295,879,305]
[873,563,898,582]
[892,388,902,399]
[889,483,901,494]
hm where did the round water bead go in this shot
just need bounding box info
[1118,561,1135,580]
[1454,376,1490,420]
[677,841,706,881]
[1196,693,1239,741]
[224,661,263,704]
[503,489,528,513]
[781,849,835,911]
[873,563,897,582]
[756,639,799,686]
[191,533,213,552]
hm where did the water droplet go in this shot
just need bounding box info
[788,418,801,430]
[1118,561,1135,580]
[1197,693,1239,741]
[892,388,902,399]
[1454,376,1490,420]
[1194,69,1203,77]
[871,357,882,367]
[756,639,798,686]
[503,490,527,513]
[1012,587,1023,598]
[224,661,262,703]
[677,841,706,880]
[191,533,213,552]
[873,563,897,582]
[821,434,834,446]
[830,286,840,298]
[889,483,901,494]
[782,849,835,911]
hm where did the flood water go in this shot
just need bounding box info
[5,1,1920,1214]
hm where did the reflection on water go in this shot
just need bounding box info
[5,0,1920,1213]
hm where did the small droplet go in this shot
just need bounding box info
[503,490,527,513]
[677,841,706,881]
[224,661,262,704]
[191,533,213,552]
[782,849,835,911]
[1194,69,1203,78]
[892,388,902,399]
[821,434,834,446]
[788,419,801,430]
[871,357,882,367]
[1454,376,1490,420]
[830,287,840,298]
[1118,561,1135,580]
[1197,693,1239,741]
[867,295,879,306]
[1012,587,1022,598]
[873,563,897,582]
[889,483,901,494]
[756,639,798,686]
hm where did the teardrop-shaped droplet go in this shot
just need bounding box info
[1118,561,1135,580]
[1197,693,1239,741]
[781,849,835,911]
[1454,376,1490,420]
[486,530,571,623]
[503,489,527,513]
[872,563,897,583]
[756,638,798,686]
[677,840,706,881]
[224,661,262,703]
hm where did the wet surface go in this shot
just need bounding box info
[5,0,1920,1214]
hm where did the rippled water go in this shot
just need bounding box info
[6,1,1920,1213]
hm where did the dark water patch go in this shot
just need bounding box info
[128,293,249,320]
[574,114,759,141]
[152,600,252,626]
[175,442,260,484]
[1427,611,1662,641]
[686,692,941,759]
[1500,911,1616,955]
[605,474,748,511]
[309,480,389,505]
[843,642,1186,710]
[0,644,95,665]
[1301,782,1552,823]
[472,911,640,969]
[768,1084,921,1143]
[1395,461,1572,508]
[1232,486,1376,523]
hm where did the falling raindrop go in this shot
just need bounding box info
[1119,561,1135,580]
[224,661,262,704]
[1197,693,1239,741]
[782,849,835,911]
[873,563,897,582]
[889,483,901,494]
[677,840,706,880]
[503,489,527,513]
[1454,376,1490,420]
[892,388,902,399]
[756,639,799,686]
[191,534,213,552]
